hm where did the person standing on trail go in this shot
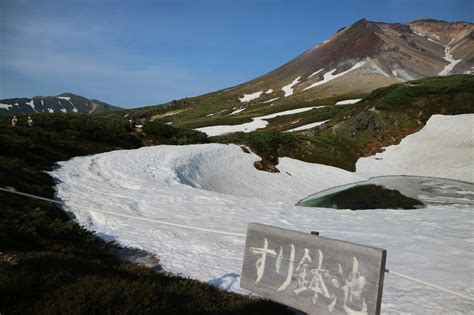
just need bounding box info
[11,116,18,127]
[27,117,33,127]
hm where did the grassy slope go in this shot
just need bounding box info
[288,75,474,170]
[113,86,367,130]
[214,75,474,171]
[1,75,472,312]
[111,75,473,172]
[0,114,289,314]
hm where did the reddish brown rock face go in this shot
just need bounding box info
[210,19,473,106]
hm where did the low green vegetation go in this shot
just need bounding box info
[215,75,474,171]
[0,114,289,314]
[369,75,474,111]
[142,120,209,145]
[216,131,298,165]
[1,75,472,312]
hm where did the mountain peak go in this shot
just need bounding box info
[355,18,369,24]
[348,18,383,32]
[165,17,473,113]
[57,92,84,98]
[1,93,121,115]
[409,18,449,24]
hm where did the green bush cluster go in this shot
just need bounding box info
[143,120,209,145]
[32,113,138,146]
[372,75,474,110]
[0,192,289,314]
[217,131,298,165]
[0,114,289,314]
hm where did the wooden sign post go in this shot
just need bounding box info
[241,223,386,315]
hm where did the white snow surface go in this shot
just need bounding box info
[392,65,415,81]
[336,99,362,105]
[26,100,37,112]
[265,89,273,94]
[229,108,245,115]
[0,103,13,110]
[239,91,263,103]
[303,61,367,91]
[368,59,390,78]
[286,120,329,132]
[262,97,279,104]
[196,106,319,136]
[427,37,443,45]
[57,96,71,101]
[439,40,462,76]
[281,76,301,97]
[51,114,474,314]
[308,68,324,79]
[357,114,474,182]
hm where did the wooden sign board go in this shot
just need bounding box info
[241,223,386,315]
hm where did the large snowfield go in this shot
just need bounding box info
[52,114,474,314]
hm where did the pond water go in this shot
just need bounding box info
[297,176,474,210]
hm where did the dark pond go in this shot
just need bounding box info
[301,184,424,210]
[297,176,474,210]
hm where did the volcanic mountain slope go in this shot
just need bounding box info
[130,19,473,128]
[0,92,122,115]
[229,18,474,101]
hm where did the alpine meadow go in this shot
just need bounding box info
[1,1,473,314]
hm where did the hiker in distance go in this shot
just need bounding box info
[11,116,18,127]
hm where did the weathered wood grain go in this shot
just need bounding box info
[241,223,386,315]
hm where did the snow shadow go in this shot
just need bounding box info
[209,272,240,291]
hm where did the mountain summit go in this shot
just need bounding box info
[227,18,473,102]
[133,19,473,129]
[0,93,122,115]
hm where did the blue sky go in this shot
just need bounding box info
[1,0,472,107]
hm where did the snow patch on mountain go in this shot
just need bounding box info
[281,77,301,97]
[392,65,415,81]
[262,97,279,104]
[239,91,263,103]
[427,37,443,45]
[229,108,245,115]
[308,68,324,79]
[286,120,329,132]
[265,89,273,94]
[196,106,319,136]
[64,97,78,113]
[439,40,462,76]
[336,99,362,105]
[368,59,390,78]
[26,100,37,112]
[0,103,13,110]
[57,96,71,101]
[303,61,367,91]
[357,114,474,182]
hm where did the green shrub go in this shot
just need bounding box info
[143,120,209,145]
[246,131,298,163]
